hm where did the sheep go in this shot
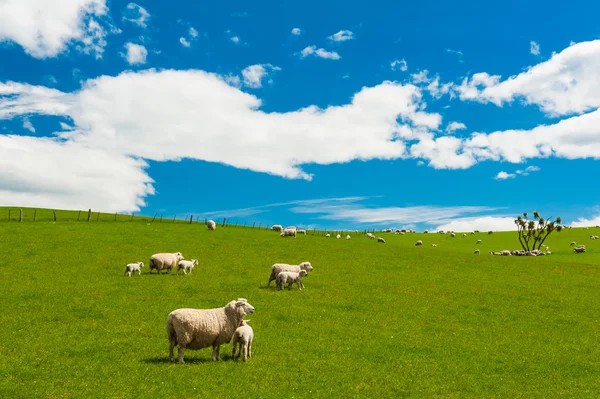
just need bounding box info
[277,270,308,290]
[415,240,423,246]
[285,226,297,231]
[424,230,429,233]
[438,231,446,234]
[207,220,216,231]
[346,235,351,240]
[377,237,386,243]
[574,245,586,253]
[450,233,456,238]
[166,298,255,363]
[473,249,480,254]
[267,262,313,287]
[325,233,331,237]
[124,262,144,277]
[177,259,198,275]
[149,252,183,274]
[297,230,307,235]
[463,234,467,237]
[570,241,576,246]
[366,233,375,239]
[488,231,494,235]
[280,228,297,238]
[476,239,482,244]
[231,320,254,362]
[336,234,341,239]
[500,250,511,256]
[271,225,283,232]
[431,244,437,247]
[591,235,599,240]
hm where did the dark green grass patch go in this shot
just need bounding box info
[0,218,599,398]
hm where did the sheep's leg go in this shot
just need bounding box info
[177,344,185,364]
[242,343,248,362]
[212,345,218,361]
[248,338,252,358]
[216,345,221,361]
[183,269,187,275]
[169,341,176,362]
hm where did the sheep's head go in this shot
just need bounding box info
[300,262,313,272]
[175,252,183,261]
[192,259,198,266]
[299,270,308,277]
[235,298,255,315]
[239,319,250,326]
[139,262,144,268]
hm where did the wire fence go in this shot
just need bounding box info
[0,207,382,236]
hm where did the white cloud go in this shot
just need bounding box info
[426,77,454,99]
[291,28,302,36]
[22,119,35,133]
[123,3,149,28]
[446,121,466,134]
[411,70,431,84]
[446,49,464,63]
[122,43,147,65]
[391,59,408,72]
[328,30,353,42]
[223,74,241,88]
[571,215,600,227]
[515,165,541,176]
[530,40,540,56]
[189,27,198,38]
[0,0,108,58]
[179,37,190,47]
[241,64,281,89]
[456,40,600,116]
[230,36,240,44]
[299,46,340,60]
[495,171,516,180]
[435,216,517,232]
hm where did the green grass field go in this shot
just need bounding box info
[1,211,599,398]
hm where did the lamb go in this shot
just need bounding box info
[591,235,599,240]
[476,240,482,244]
[124,262,144,277]
[280,228,297,238]
[271,225,283,232]
[336,234,341,239]
[366,233,375,239]
[415,240,423,246]
[166,298,255,363]
[267,262,313,287]
[231,320,254,362]
[346,235,351,240]
[149,252,183,274]
[277,270,308,290]
[325,233,331,237]
[177,259,198,275]
[474,249,480,254]
[377,237,386,243]
[207,220,216,231]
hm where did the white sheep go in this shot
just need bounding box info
[267,262,313,287]
[415,240,423,246]
[366,233,375,239]
[500,250,511,256]
[450,233,456,238]
[167,298,255,363]
[149,252,183,274]
[574,245,586,253]
[177,259,198,275]
[207,220,216,231]
[271,224,283,232]
[277,270,308,290]
[474,249,480,254]
[570,241,576,246]
[280,228,297,238]
[326,233,331,237]
[297,230,307,235]
[124,262,144,277]
[431,244,437,247]
[463,234,467,237]
[377,237,386,243]
[231,319,254,362]
[346,235,351,240]
[336,234,341,239]
[423,230,429,233]
[476,240,482,244]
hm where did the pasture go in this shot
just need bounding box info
[0,214,599,398]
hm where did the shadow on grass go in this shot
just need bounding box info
[142,357,220,364]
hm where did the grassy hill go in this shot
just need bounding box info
[0,210,599,398]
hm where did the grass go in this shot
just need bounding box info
[0,211,599,398]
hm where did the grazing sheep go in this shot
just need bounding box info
[431,244,437,247]
[267,262,313,287]
[415,240,423,246]
[438,231,446,234]
[177,259,198,275]
[574,245,586,253]
[474,249,480,254]
[167,298,255,363]
[277,270,308,290]
[325,233,331,237]
[149,252,184,274]
[570,241,576,246]
[488,231,494,235]
[124,262,144,277]
[285,226,297,231]
[346,235,351,240]
[476,240,482,244]
[463,234,467,237]
[377,237,386,243]
[366,233,375,239]
[474,230,480,233]
[591,235,599,240]
[280,228,297,238]
[336,234,341,239]
[207,220,216,231]
[297,230,307,235]
[500,250,511,256]
[271,225,283,232]
[424,230,429,233]
[450,233,456,238]
[470,232,475,235]
[232,320,254,362]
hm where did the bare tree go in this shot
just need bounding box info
[514,211,562,251]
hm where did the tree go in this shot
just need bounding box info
[514,211,562,251]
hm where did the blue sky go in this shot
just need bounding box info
[1,0,600,231]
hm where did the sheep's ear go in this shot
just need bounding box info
[237,298,247,302]
[245,319,250,323]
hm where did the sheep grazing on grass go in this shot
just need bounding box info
[438,231,446,234]
[325,233,331,237]
[297,230,307,235]
[207,220,216,231]
[346,235,351,240]
[124,262,144,277]
[280,228,297,238]
[232,320,254,362]
[366,233,375,239]
[267,262,313,287]
[167,298,255,363]
[149,252,183,274]
[463,234,467,237]
[450,233,456,238]
[474,249,480,254]
[591,235,599,240]
[336,234,341,239]
[277,270,308,290]
[177,259,198,275]
[377,237,386,243]
[271,225,283,232]
[423,230,429,233]
[476,240,482,244]
[570,241,576,246]
[415,240,423,246]
[488,231,494,235]
[500,250,511,256]
[574,245,586,253]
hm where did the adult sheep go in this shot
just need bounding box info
[415,240,423,246]
[377,237,386,243]
[280,228,297,238]
[297,230,307,235]
[267,262,313,287]
[149,252,183,274]
[476,239,482,244]
[366,233,375,239]
[271,225,283,232]
[336,234,341,239]
[346,235,351,240]
[166,298,255,363]
[207,220,216,231]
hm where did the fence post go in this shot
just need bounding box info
[130,213,134,222]
[114,213,117,222]
[189,215,193,224]
[96,212,100,222]
[196,216,200,223]
[87,209,92,222]
[34,209,37,222]
[151,212,157,223]
[258,223,261,229]
[20,209,23,222]
[77,210,81,221]
[8,209,10,221]
[244,221,247,228]
[160,214,163,223]
[173,215,176,223]
[53,211,57,222]
[222,218,227,227]
[253,222,256,229]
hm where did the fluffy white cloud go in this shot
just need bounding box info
[446,121,466,134]
[456,40,600,116]
[179,37,190,47]
[189,27,198,38]
[241,64,281,88]
[391,59,408,72]
[299,46,340,60]
[515,165,541,176]
[22,119,35,133]
[328,30,353,42]
[122,43,147,65]
[0,0,108,58]
[495,171,516,180]
[122,3,149,28]
[571,215,600,227]
[291,28,302,35]
[435,216,517,232]
[426,77,454,99]
[230,36,240,44]
[530,41,540,55]
[0,135,154,212]
[411,70,431,84]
